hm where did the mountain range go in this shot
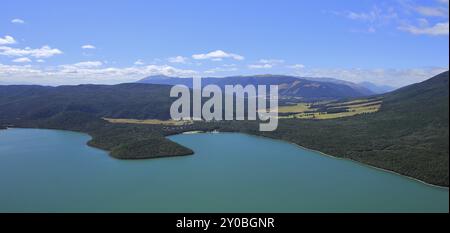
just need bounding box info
[0,75,379,122]
[358,81,396,94]
[138,75,375,100]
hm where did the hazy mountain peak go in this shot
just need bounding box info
[143,75,177,80]
[358,82,397,94]
[137,74,375,99]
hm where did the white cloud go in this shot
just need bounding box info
[259,59,284,64]
[168,56,188,63]
[414,6,448,17]
[134,59,145,65]
[0,45,62,58]
[192,50,244,61]
[336,1,449,36]
[222,64,236,67]
[292,67,448,87]
[343,6,398,33]
[417,18,430,27]
[70,61,103,68]
[11,18,25,24]
[0,35,16,45]
[204,66,238,74]
[36,59,45,63]
[12,57,32,63]
[399,21,449,35]
[347,12,369,21]
[288,64,305,69]
[248,64,273,69]
[1,62,446,87]
[81,44,96,49]
[396,0,449,36]
[0,63,198,85]
[248,59,284,69]
[346,6,398,23]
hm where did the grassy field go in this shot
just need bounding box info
[104,97,383,123]
[278,98,382,119]
[277,103,315,113]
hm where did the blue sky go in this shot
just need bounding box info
[1,0,448,86]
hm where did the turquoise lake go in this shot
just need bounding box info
[0,128,448,212]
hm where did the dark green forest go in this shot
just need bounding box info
[0,71,448,186]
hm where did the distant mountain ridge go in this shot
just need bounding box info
[138,75,374,100]
[358,81,396,94]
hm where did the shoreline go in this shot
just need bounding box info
[181,130,219,134]
[5,126,195,160]
[181,130,204,134]
[287,139,449,190]
[171,130,449,190]
[246,133,449,190]
[3,127,449,189]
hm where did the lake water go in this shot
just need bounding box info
[0,128,448,212]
